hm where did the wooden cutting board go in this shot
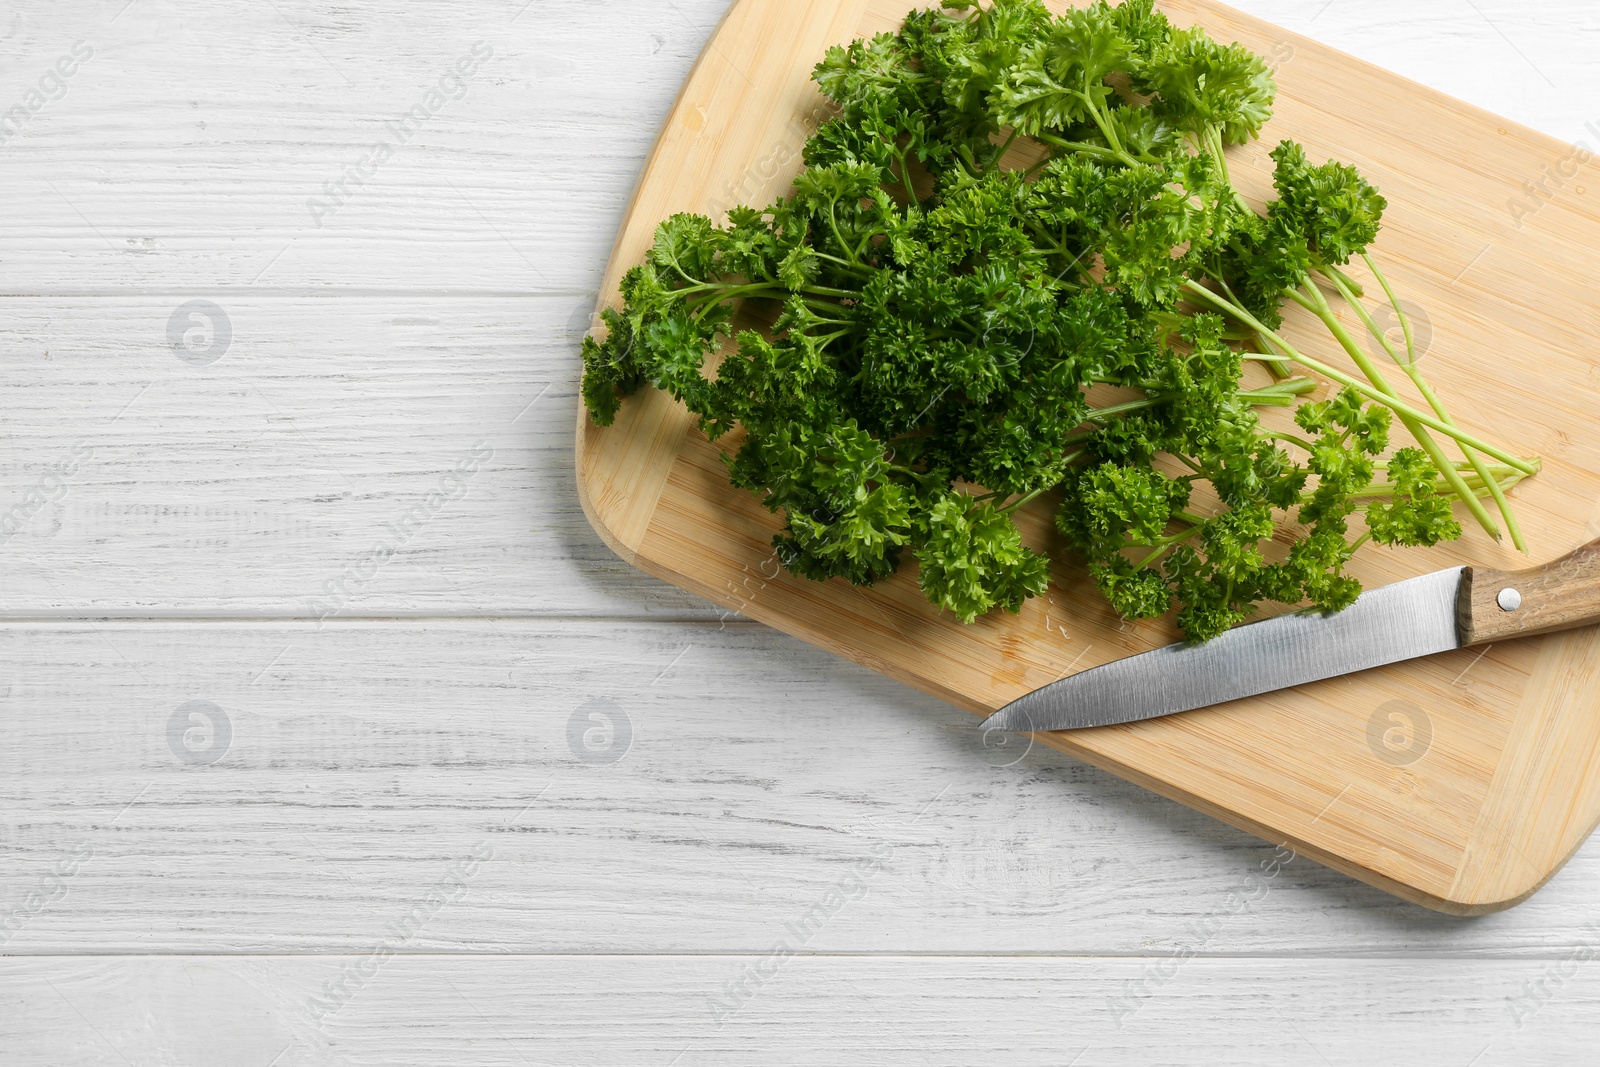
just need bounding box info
[575,0,1600,913]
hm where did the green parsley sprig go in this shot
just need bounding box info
[581,0,1538,641]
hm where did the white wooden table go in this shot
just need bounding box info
[3,1,1599,1063]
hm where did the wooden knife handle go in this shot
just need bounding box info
[1459,536,1600,646]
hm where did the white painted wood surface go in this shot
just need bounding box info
[4,0,1600,1062]
[6,956,1599,1066]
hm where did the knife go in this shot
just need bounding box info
[981,536,1600,734]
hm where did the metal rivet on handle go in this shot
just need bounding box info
[1497,587,1523,613]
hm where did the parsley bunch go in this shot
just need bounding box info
[582,0,1538,641]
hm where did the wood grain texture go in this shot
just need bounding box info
[574,0,1600,912]
[5,0,1600,1062]
[0,295,716,618]
[8,619,1600,955]
[0,1,710,294]
[5,955,1600,1067]
[0,0,1592,618]
[1462,536,1600,644]
[0,1,1594,295]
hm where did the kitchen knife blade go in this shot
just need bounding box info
[984,566,1469,733]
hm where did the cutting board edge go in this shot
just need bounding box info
[572,0,763,563]
[576,414,643,568]
[1028,732,1575,916]
[629,520,1564,916]
[571,0,1600,913]
[1185,0,1594,162]
[573,0,1598,566]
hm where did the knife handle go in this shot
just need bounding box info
[1459,536,1600,646]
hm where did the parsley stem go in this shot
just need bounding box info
[1269,431,1320,452]
[1355,254,1526,553]
[999,486,1048,515]
[1375,458,1521,477]
[1295,278,1501,542]
[1205,128,1232,189]
[1022,154,1057,179]
[895,147,918,201]
[1086,396,1160,421]
[1136,545,1173,570]
[1204,127,1256,218]
[1242,378,1318,406]
[1034,132,1126,165]
[1203,271,1292,381]
[1135,523,1204,569]
[1064,378,1311,446]
[825,203,856,266]
[1026,222,1068,254]
[812,251,872,277]
[995,127,1022,165]
[1347,468,1530,501]
[678,279,858,302]
[1074,85,1137,166]
[1182,281,1539,477]
[1326,264,1365,299]
[681,281,855,325]
[657,252,705,288]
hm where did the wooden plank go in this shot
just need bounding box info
[0,0,1587,295]
[0,0,1593,296]
[0,0,1588,622]
[4,619,1600,954]
[3,955,1597,1065]
[0,0,726,294]
[0,295,713,617]
[573,0,1600,911]
[4,2,1600,1061]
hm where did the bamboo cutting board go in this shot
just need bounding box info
[576,0,1600,913]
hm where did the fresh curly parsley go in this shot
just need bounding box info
[582,0,1539,642]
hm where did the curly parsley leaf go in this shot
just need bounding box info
[579,0,1535,641]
